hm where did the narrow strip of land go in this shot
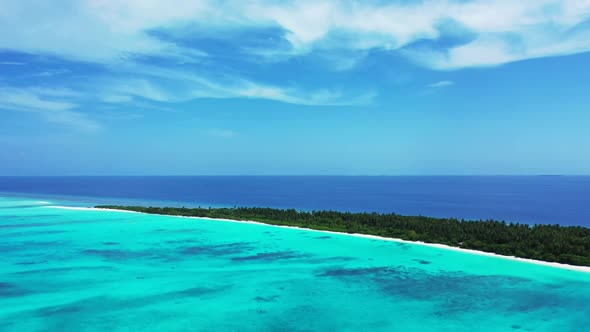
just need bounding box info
[90,205,590,268]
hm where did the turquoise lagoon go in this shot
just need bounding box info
[1,196,590,331]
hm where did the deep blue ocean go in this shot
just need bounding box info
[1,176,589,226]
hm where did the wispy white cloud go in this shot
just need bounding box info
[102,75,374,106]
[96,62,375,106]
[34,69,71,77]
[245,0,590,69]
[0,0,589,114]
[428,80,454,88]
[0,87,100,131]
[0,61,25,65]
[2,0,590,71]
[0,0,211,63]
[233,82,375,106]
[0,88,76,111]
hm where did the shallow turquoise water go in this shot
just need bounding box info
[1,196,590,331]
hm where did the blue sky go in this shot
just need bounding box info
[1,0,589,175]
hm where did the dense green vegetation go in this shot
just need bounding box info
[96,205,590,267]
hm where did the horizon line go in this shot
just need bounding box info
[0,174,587,177]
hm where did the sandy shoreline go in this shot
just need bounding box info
[46,205,590,273]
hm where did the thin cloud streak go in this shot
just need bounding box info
[0,61,25,65]
[428,80,454,88]
[96,64,376,106]
[0,87,100,132]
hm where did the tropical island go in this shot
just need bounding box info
[95,205,590,267]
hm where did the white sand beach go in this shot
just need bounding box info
[46,205,590,273]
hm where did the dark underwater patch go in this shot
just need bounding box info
[78,241,258,264]
[412,259,431,265]
[0,213,19,217]
[16,260,47,265]
[231,251,311,262]
[0,282,31,297]
[173,286,220,297]
[507,291,562,311]
[254,295,280,303]
[82,249,151,260]
[306,256,356,264]
[317,264,576,317]
[38,302,84,317]
[165,239,197,244]
[318,266,394,277]
[394,243,412,250]
[102,242,119,246]
[32,229,67,235]
[180,242,256,256]
[37,286,223,317]
[314,235,332,240]
[15,265,115,275]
